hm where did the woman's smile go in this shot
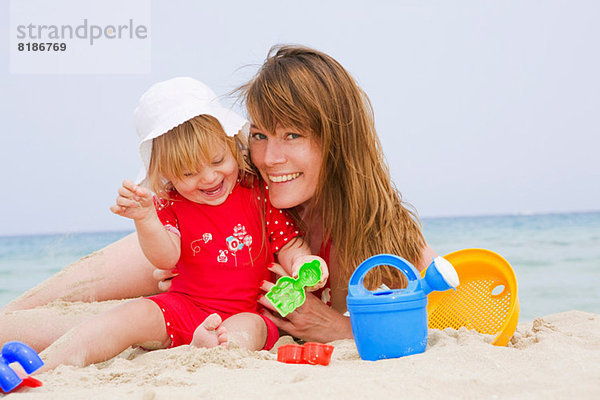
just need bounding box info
[268,172,302,183]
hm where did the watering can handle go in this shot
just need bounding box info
[348,254,420,297]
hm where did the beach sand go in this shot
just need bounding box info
[4,307,599,399]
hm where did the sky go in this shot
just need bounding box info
[1,0,599,236]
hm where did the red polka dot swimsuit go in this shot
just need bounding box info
[147,180,300,349]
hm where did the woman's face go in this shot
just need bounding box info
[249,124,322,209]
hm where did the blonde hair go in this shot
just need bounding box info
[241,45,426,289]
[147,114,252,198]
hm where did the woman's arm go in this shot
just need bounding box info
[259,290,352,343]
[416,244,438,271]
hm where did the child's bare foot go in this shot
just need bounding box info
[190,313,228,348]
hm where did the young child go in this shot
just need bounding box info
[38,77,328,371]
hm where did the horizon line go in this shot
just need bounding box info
[419,208,600,220]
[1,209,598,238]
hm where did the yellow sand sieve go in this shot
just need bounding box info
[421,248,519,346]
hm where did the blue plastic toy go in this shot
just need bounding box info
[0,341,44,393]
[346,254,459,361]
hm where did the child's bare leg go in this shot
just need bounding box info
[224,313,268,350]
[190,314,227,348]
[202,312,267,351]
[38,299,169,372]
[0,300,119,352]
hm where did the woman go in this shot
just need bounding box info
[1,45,435,349]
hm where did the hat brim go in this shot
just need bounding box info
[136,104,250,185]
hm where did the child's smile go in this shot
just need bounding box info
[170,146,239,206]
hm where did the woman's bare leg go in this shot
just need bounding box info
[1,233,160,313]
[38,299,169,372]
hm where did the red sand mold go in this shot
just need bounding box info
[277,342,334,366]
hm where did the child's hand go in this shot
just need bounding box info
[110,180,155,221]
[291,255,329,291]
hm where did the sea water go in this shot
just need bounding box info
[1,212,598,320]
[422,211,600,320]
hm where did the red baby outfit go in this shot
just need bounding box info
[147,181,300,349]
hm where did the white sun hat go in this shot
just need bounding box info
[133,77,250,184]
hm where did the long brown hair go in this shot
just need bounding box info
[240,45,426,289]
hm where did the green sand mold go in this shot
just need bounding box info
[266,260,322,317]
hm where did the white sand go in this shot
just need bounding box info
[5,309,600,399]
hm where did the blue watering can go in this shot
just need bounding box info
[347,254,459,361]
[0,341,44,393]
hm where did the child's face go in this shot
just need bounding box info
[169,144,239,206]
